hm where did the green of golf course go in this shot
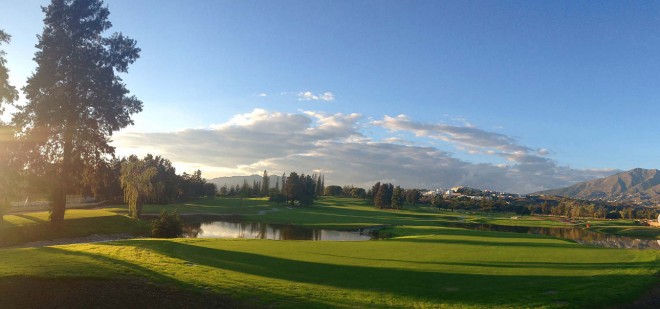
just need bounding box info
[0,197,658,308]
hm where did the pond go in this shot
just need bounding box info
[183,220,372,241]
[180,217,658,249]
[448,222,660,250]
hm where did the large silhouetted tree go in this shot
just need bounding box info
[14,0,142,227]
[0,29,19,222]
[261,170,269,196]
[0,30,17,109]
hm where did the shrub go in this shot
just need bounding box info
[151,210,184,238]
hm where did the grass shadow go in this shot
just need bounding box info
[98,239,659,308]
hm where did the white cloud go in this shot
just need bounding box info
[257,93,268,97]
[372,114,549,164]
[114,109,617,194]
[298,91,335,102]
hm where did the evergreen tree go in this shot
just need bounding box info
[285,172,299,205]
[0,29,17,112]
[391,186,403,210]
[15,0,142,226]
[252,179,260,196]
[315,175,323,196]
[0,29,19,222]
[371,182,381,205]
[261,170,269,196]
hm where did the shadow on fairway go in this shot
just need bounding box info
[97,239,658,308]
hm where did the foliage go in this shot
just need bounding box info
[14,0,141,226]
[324,185,343,196]
[150,210,183,238]
[391,186,403,209]
[0,125,19,222]
[284,172,317,206]
[120,156,158,218]
[0,30,18,222]
[261,170,269,196]
[374,183,393,209]
[268,193,287,204]
[0,29,18,112]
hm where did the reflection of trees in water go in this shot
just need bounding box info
[182,219,369,241]
[450,222,659,249]
[182,225,201,238]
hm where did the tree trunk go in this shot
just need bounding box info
[51,122,74,228]
[136,196,143,218]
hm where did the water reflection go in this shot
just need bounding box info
[449,222,660,250]
[184,220,371,241]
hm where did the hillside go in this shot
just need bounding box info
[534,168,660,206]
[532,168,660,206]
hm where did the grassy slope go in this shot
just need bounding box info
[0,234,657,308]
[1,197,658,308]
[0,208,148,246]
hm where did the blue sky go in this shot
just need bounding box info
[1,0,659,192]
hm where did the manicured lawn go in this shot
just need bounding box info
[0,230,657,308]
[1,197,658,307]
[139,197,660,239]
[0,209,148,247]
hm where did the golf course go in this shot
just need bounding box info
[0,197,658,308]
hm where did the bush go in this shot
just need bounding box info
[269,193,286,204]
[151,210,184,238]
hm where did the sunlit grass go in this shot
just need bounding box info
[0,233,657,308]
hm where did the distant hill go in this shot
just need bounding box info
[208,175,281,189]
[533,168,660,206]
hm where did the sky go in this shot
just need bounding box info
[1,0,659,193]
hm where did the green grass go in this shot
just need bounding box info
[1,197,659,307]
[0,209,148,246]
[0,231,657,308]
[138,197,660,239]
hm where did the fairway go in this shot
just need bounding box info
[1,231,658,308]
[0,197,658,308]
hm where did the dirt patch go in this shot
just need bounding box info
[0,276,259,309]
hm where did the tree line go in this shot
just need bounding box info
[424,193,658,220]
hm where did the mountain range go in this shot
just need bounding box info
[533,168,660,206]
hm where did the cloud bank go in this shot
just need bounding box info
[114,109,617,193]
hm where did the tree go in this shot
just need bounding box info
[120,156,158,218]
[298,174,316,206]
[14,0,142,227]
[371,182,381,204]
[261,170,269,196]
[0,29,19,222]
[0,29,18,112]
[391,186,403,210]
[405,189,420,205]
[374,183,393,209]
[324,185,343,196]
[203,182,217,198]
[351,187,366,199]
[285,172,300,205]
[315,175,323,196]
